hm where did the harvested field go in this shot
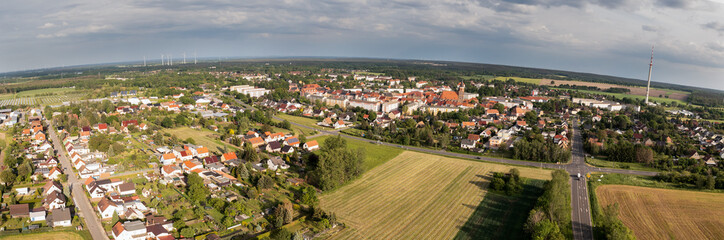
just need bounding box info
[596,185,724,240]
[320,151,551,240]
[540,79,689,100]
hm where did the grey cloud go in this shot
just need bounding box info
[656,0,689,8]
[702,22,724,34]
[641,25,659,32]
[706,42,724,52]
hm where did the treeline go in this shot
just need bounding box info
[525,170,572,239]
[605,143,653,164]
[688,90,724,107]
[605,87,630,93]
[512,136,571,163]
[305,135,365,191]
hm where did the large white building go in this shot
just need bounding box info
[230,85,271,98]
[572,98,623,111]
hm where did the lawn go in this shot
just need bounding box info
[320,151,551,240]
[596,185,724,240]
[0,230,92,240]
[312,135,403,171]
[275,113,326,131]
[493,76,542,84]
[164,127,240,153]
[454,179,546,240]
[585,157,660,172]
[269,120,317,136]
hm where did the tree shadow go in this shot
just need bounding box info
[453,178,546,240]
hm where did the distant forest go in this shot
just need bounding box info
[1,58,722,106]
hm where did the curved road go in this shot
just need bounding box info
[231,95,659,240]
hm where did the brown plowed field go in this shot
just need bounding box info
[596,185,724,240]
[540,79,689,100]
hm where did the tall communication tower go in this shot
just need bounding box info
[645,46,654,105]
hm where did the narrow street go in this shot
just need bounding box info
[47,121,109,240]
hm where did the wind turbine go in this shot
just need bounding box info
[183,52,186,64]
[161,54,164,65]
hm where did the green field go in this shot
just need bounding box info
[557,88,688,105]
[320,151,551,240]
[0,230,92,240]
[455,179,546,240]
[270,118,318,136]
[0,87,79,99]
[586,157,660,172]
[275,113,326,131]
[312,135,403,170]
[493,77,542,84]
[165,127,240,153]
[587,173,724,193]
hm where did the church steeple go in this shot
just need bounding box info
[457,82,465,101]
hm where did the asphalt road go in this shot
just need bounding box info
[569,120,594,240]
[230,95,660,240]
[48,121,109,240]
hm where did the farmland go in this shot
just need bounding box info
[541,79,689,101]
[312,135,403,170]
[555,88,688,105]
[0,87,87,106]
[493,76,542,84]
[165,127,240,153]
[596,185,724,240]
[320,151,551,240]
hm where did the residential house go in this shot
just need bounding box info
[112,221,147,240]
[42,191,67,210]
[221,152,238,162]
[9,204,29,218]
[97,197,119,219]
[48,208,72,227]
[30,208,46,222]
[43,181,63,196]
[303,140,319,151]
[118,182,136,196]
[461,139,476,149]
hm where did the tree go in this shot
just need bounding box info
[161,117,174,128]
[491,177,505,191]
[493,103,505,113]
[300,186,318,205]
[269,228,292,240]
[282,200,294,224]
[257,175,274,190]
[707,174,716,190]
[185,137,196,144]
[186,173,210,203]
[634,146,653,164]
[234,165,249,180]
[180,227,195,238]
[293,231,304,240]
[1,169,16,185]
[272,204,285,228]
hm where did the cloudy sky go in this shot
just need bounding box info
[1,0,724,90]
